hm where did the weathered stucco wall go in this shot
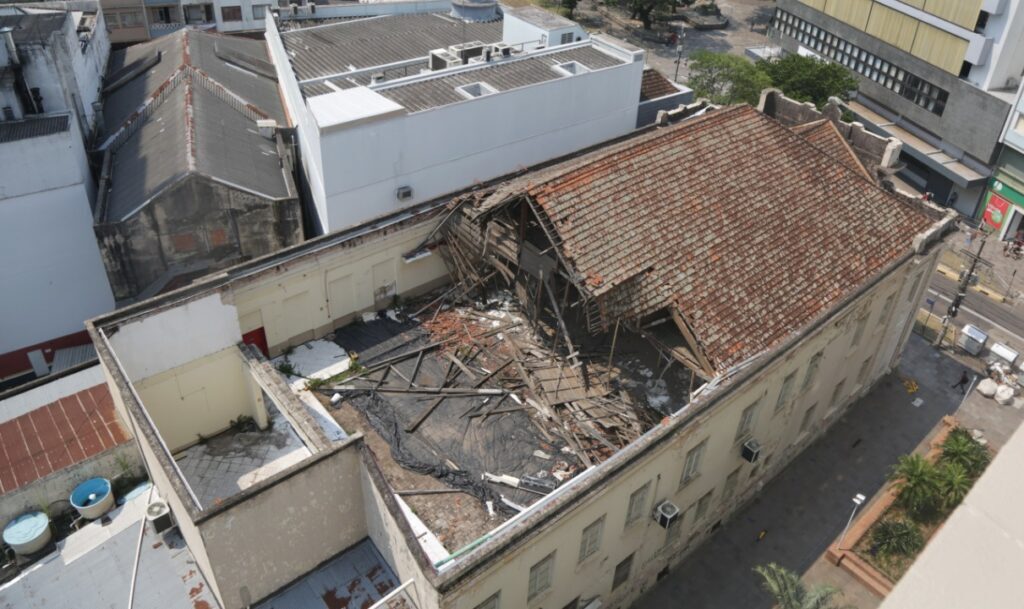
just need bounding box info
[97,174,302,301]
[134,346,263,452]
[440,248,940,609]
[197,441,368,608]
[231,219,448,355]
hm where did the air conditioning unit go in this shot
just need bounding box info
[448,41,485,63]
[741,438,761,464]
[396,186,413,201]
[491,43,512,58]
[653,500,680,529]
[429,49,461,71]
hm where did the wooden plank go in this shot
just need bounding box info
[445,351,478,381]
[405,359,512,433]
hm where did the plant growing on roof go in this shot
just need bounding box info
[871,518,924,558]
[753,563,854,609]
[888,453,941,520]
[939,427,990,479]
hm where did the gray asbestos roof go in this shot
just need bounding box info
[378,45,625,112]
[100,30,291,222]
[0,12,65,44]
[0,114,69,143]
[281,12,503,86]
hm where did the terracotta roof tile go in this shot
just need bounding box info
[523,106,938,371]
[640,68,679,101]
[0,384,129,494]
[792,119,872,180]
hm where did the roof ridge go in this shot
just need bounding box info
[103,68,189,152]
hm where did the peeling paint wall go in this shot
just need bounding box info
[96,174,302,301]
[197,443,368,609]
[441,250,940,609]
[231,219,448,355]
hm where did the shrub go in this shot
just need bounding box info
[937,461,972,510]
[889,454,941,520]
[871,518,924,558]
[940,428,991,479]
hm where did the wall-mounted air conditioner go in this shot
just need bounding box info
[654,500,680,528]
[741,438,761,463]
[396,186,413,200]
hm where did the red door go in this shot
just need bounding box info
[242,327,269,357]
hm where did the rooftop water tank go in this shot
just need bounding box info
[3,512,51,556]
[70,477,115,520]
[450,0,500,23]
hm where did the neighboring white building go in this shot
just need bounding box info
[0,5,114,382]
[266,3,647,233]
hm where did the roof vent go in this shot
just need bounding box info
[455,82,497,99]
[553,61,590,76]
[450,0,500,23]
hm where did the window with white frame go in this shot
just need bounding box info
[578,516,604,563]
[774,371,797,413]
[625,482,650,526]
[528,553,555,601]
[474,593,500,609]
[679,439,707,488]
[252,4,269,19]
[735,399,759,441]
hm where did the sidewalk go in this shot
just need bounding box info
[634,335,967,608]
[942,226,1024,305]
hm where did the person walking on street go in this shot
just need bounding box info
[952,370,970,394]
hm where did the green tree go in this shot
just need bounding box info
[754,563,854,609]
[939,428,991,479]
[628,0,673,30]
[561,0,578,20]
[687,50,772,105]
[757,54,859,108]
[888,454,941,520]
[871,518,924,558]
[937,461,972,510]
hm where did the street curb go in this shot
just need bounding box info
[935,263,1005,303]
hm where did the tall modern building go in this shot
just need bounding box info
[979,77,1024,239]
[772,0,1024,216]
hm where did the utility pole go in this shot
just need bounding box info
[935,234,990,347]
[673,28,686,83]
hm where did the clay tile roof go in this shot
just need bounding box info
[0,384,130,494]
[792,119,872,181]
[524,105,939,371]
[640,68,679,101]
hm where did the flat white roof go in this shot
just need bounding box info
[308,87,407,131]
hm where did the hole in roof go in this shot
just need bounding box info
[553,61,590,76]
[455,81,498,100]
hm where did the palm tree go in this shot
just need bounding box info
[889,454,940,520]
[940,429,990,479]
[937,461,972,509]
[754,563,854,609]
[871,518,924,558]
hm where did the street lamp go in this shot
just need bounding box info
[673,28,686,83]
[837,493,866,551]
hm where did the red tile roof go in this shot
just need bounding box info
[792,119,872,181]
[523,105,939,371]
[0,384,130,494]
[640,68,679,101]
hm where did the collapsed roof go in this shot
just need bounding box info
[95,30,292,223]
[441,105,942,377]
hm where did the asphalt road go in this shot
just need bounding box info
[926,273,1024,343]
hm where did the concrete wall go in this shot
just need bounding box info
[777,0,1011,164]
[0,366,105,422]
[95,173,303,301]
[314,44,643,231]
[106,291,241,382]
[0,443,142,526]
[440,248,941,609]
[134,345,263,452]
[232,219,448,355]
[197,441,368,608]
[0,127,115,358]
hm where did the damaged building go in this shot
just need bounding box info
[87,102,954,609]
[92,29,302,302]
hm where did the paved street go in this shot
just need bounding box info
[927,273,1024,343]
[634,335,966,608]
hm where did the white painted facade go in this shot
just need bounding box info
[267,12,645,233]
[0,123,115,362]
